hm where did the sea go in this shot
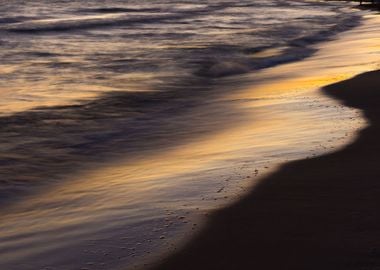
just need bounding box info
[0,0,366,269]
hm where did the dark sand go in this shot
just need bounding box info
[150,70,380,269]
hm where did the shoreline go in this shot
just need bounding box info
[2,5,380,270]
[148,60,380,270]
[144,13,380,270]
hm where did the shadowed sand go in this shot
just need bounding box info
[150,70,380,269]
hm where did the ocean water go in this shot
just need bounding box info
[0,1,367,269]
[0,0,360,200]
[0,0,360,114]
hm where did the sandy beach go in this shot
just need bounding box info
[149,65,380,270]
[145,11,380,270]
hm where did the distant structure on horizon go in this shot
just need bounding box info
[359,0,378,6]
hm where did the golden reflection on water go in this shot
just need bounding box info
[1,13,380,270]
[45,13,380,231]
[1,61,364,253]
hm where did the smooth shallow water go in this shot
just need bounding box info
[0,1,376,270]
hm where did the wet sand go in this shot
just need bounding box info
[150,70,380,269]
